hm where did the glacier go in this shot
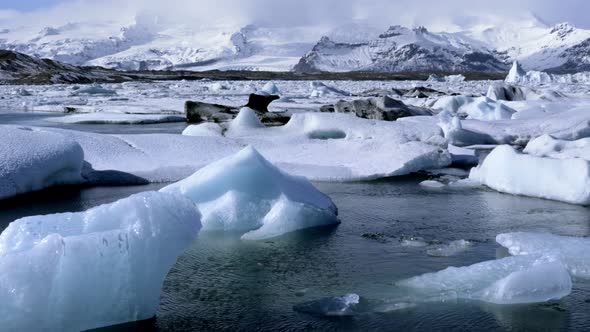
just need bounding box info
[0,191,202,331]
[161,146,339,240]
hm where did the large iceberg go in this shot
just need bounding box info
[0,125,84,200]
[223,110,451,181]
[469,145,590,205]
[398,255,572,305]
[161,146,339,240]
[497,232,590,279]
[0,191,202,331]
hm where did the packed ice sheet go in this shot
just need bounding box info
[219,109,452,180]
[0,191,202,331]
[497,232,590,279]
[436,108,590,146]
[48,112,185,124]
[398,255,572,305]
[0,125,84,200]
[469,145,590,205]
[433,96,516,121]
[524,135,590,160]
[161,146,339,240]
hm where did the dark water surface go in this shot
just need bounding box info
[1,179,589,332]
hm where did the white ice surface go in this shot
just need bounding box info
[497,232,590,279]
[47,113,185,124]
[161,146,338,240]
[222,110,451,181]
[398,255,572,305]
[469,145,590,205]
[0,191,202,331]
[524,135,590,160]
[0,125,84,200]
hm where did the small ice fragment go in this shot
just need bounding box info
[427,240,473,257]
[293,293,360,316]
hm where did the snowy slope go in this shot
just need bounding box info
[294,25,507,73]
[460,14,590,72]
[1,12,590,73]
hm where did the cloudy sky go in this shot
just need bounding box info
[1,0,589,29]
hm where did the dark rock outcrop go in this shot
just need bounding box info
[486,83,526,101]
[185,93,288,126]
[320,96,432,121]
[185,101,238,123]
[245,93,280,113]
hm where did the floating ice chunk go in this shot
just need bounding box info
[505,61,527,84]
[524,135,590,161]
[427,240,473,257]
[242,195,339,240]
[71,84,117,96]
[255,81,281,96]
[293,294,360,316]
[310,81,351,97]
[448,144,478,166]
[0,191,201,331]
[496,232,590,279]
[438,110,497,146]
[399,255,571,304]
[400,236,429,247]
[182,122,224,137]
[477,261,572,305]
[48,113,185,124]
[427,74,465,83]
[227,107,265,133]
[0,126,84,200]
[419,180,445,189]
[207,82,228,92]
[469,145,590,205]
[161,146,338,240]
[434,96,515,121]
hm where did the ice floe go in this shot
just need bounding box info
[0,191,201,331]
[48,113,185,124]
[0,125,84,200]
[469,145,590,205]
[398,255,572,304]
[161,146,339,240]
[497,232,590,279]
[524,135,590,160]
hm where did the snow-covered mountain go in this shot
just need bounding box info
[1,13,590,73]
[294,25,507,73]
[459,14,590,73]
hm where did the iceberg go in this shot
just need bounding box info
[0,125,84,200]
[293,294,361,316]
[161,146,339,240]
[524,135,590,160]
[255,81,281,96]
[398,255,572,305]
[433,96,516,121]
[0,191,202,331]
[469,145,590,205]
[497,232,590,279]
[310,81,351,97]
[224,110,451,181]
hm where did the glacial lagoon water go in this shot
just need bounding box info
[1,114,590,331]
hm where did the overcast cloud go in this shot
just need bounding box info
[1,0,589,30]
